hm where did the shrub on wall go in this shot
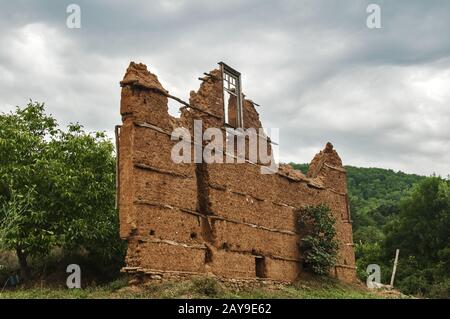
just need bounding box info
[295,204,339,276]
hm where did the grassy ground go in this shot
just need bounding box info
[0,276,405,299]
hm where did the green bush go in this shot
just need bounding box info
[354,242,389,282]
[295,204,339,276]
[191,277,223,297]
[397,274,429,296]
[428,278,450,299]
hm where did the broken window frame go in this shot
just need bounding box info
[219,62,244,129]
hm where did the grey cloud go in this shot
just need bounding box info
[0,0,449,176]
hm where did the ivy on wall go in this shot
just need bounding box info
[295,204,339,276]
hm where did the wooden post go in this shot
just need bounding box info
[390,249,400,287]
[114,125,121,210]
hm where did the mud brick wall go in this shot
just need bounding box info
[118,62,356,283]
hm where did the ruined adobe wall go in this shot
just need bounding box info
[118,62,356,283]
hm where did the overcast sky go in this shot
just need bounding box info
[0,0,449,176]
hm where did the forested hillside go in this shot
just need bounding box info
[290,163,425,240]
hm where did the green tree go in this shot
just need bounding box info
[384,177,449,265]
[383,177,450,297]
[0,102,124,281]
